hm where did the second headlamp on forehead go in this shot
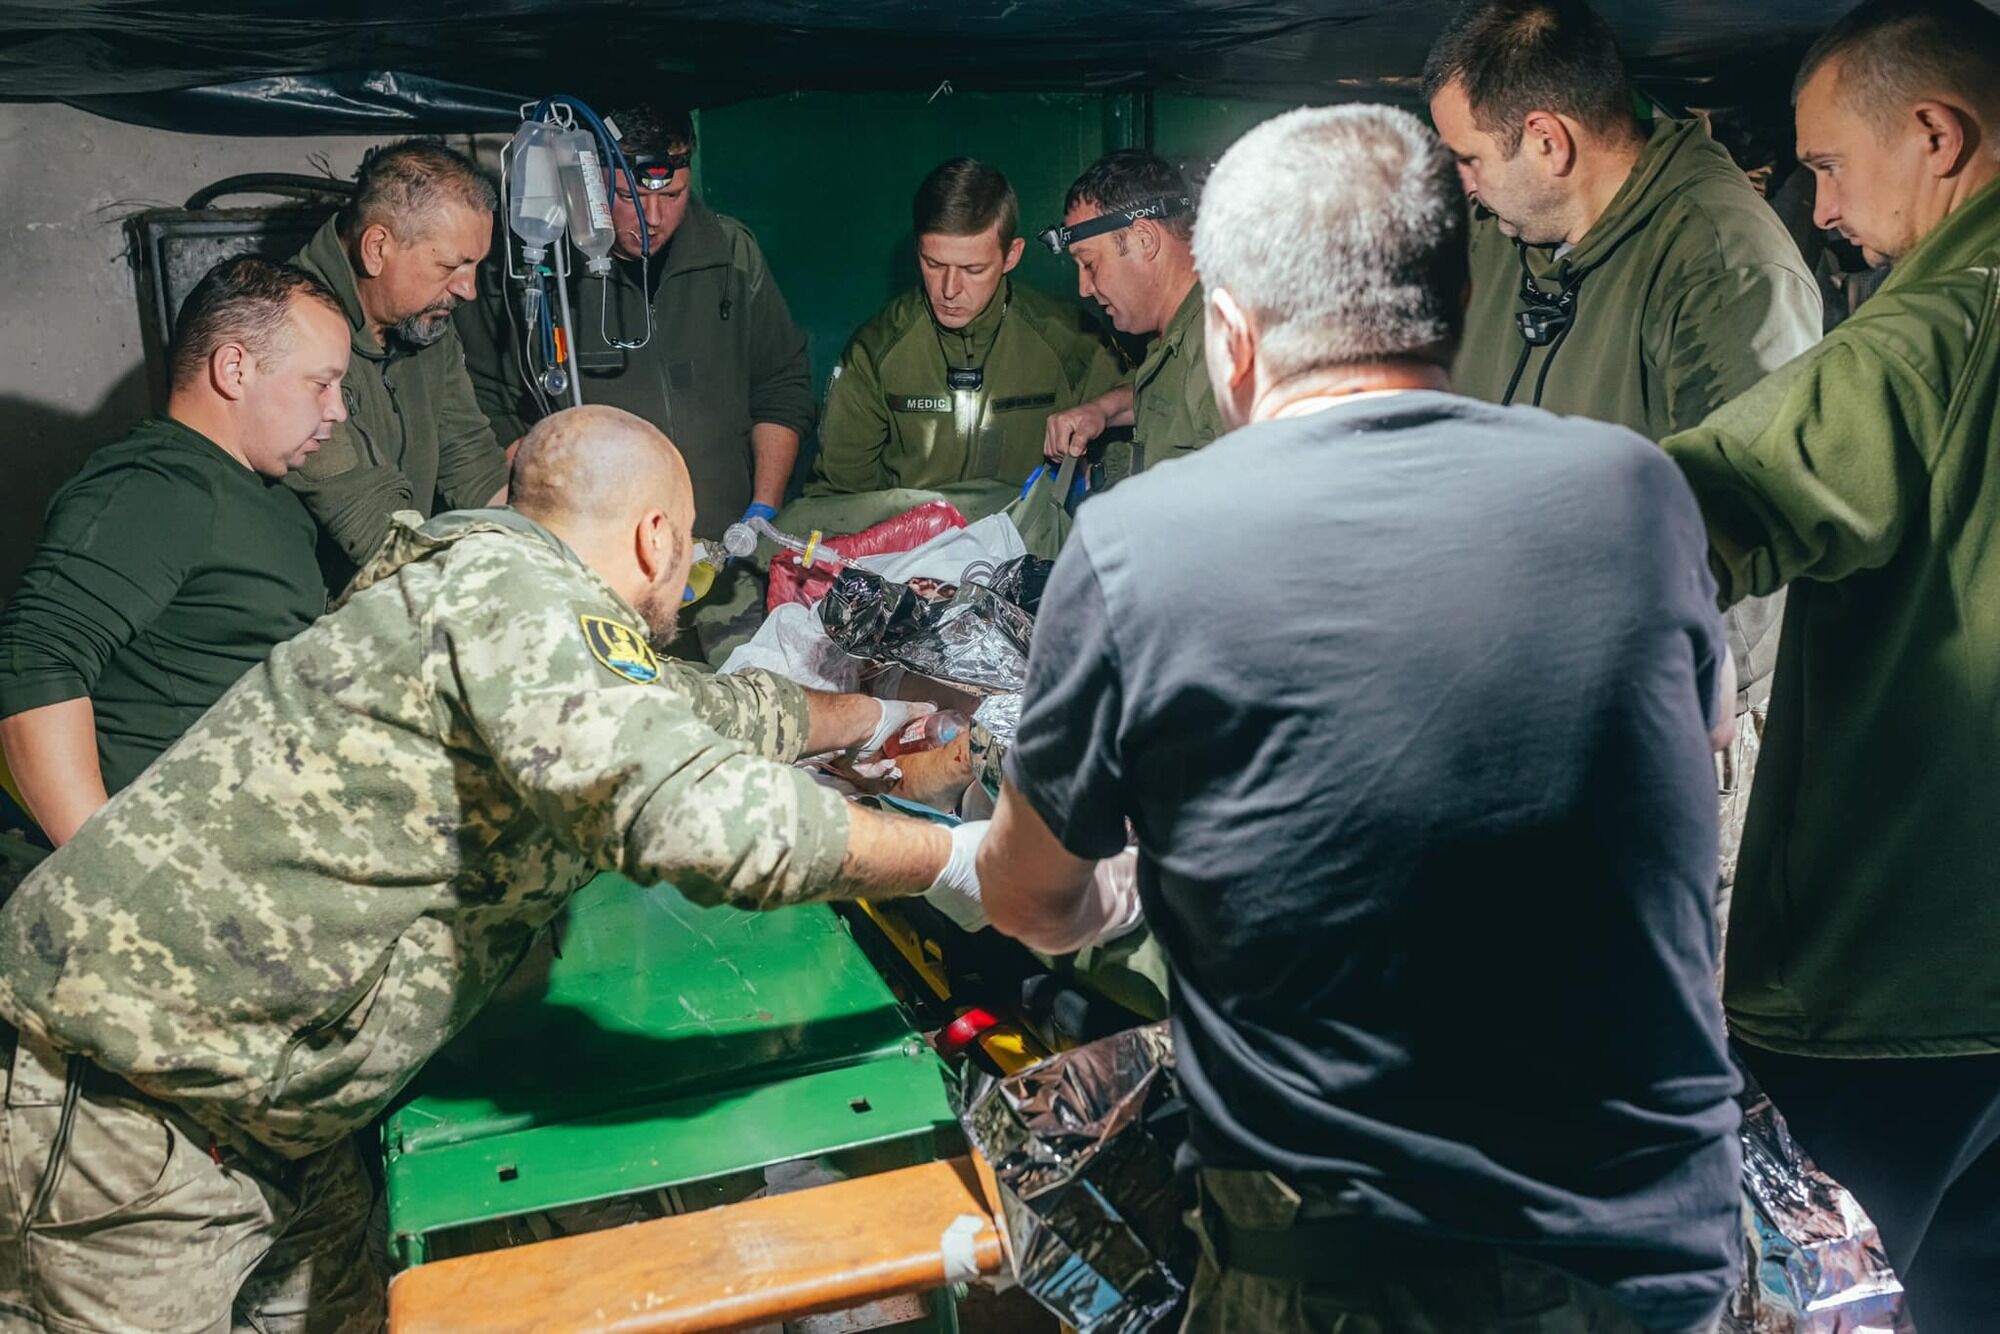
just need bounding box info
[629,150,694,190]
[1038,194,1194,254]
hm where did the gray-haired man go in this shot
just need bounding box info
[980,104,1741,1333]
[290,139,511,589]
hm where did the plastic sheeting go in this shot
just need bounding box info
[66,73,522,136]
[0,1,1884,133]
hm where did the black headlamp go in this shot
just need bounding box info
[628,150,694,191]
[1038,194,1194,254]
[1515,269,1581,347]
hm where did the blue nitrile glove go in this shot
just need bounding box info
[1017,464,1090,504]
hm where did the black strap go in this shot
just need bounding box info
[1503,245,1586,407]
[1500,337,1536,408]
[1041,194,1195,253]
[1529,308,1578,406]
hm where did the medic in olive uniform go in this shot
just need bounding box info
[1039,149,1227,489]
[288,141,511,591]
[809,157,1123,497]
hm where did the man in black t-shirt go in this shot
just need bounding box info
[978,105,1741,1333]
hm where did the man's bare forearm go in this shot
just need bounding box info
[821,803,953,900]
[1093,384,1137,429]
[750,423,801,511]
[979,781,1113,953]
[802,689,888,755]
[1,698,109,846]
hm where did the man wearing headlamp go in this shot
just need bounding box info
[458,103,814,664]
[1040,149,1226,485]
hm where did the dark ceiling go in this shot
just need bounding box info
[0,1,1882,134]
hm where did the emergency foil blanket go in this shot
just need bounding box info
[972,693,1023,748]
[1723,1089,1911,1333]
[817,556,1051,699]
[960,1022,1190,1334]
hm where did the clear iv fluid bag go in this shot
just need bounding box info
[506,121,566,259]
[559,130,617,275]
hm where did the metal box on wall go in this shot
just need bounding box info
[125,204,337,409]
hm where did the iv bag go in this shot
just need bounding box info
[559,128,617,275]
[506,120,566,260]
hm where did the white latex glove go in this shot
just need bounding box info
[853,698,937,757]
[922,820,989,932]
[1091,849,1145,943]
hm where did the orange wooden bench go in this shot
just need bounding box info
[387,1154,1008,1333]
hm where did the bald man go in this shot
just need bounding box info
[0,404,985,1330]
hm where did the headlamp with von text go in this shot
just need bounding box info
[628,150,694,191]
[1038,194,1193,254]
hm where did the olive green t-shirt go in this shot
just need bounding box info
[0,417,324,793]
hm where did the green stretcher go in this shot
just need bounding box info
[380,871,966,1329]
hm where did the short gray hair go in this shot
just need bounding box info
[1193,105,1467,381]
[339,138,498,243]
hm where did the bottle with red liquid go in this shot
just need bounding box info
[880,709,969,758]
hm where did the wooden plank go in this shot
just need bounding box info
[388,1155,1005,1333]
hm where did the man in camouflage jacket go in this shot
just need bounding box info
[0,405,986,1331]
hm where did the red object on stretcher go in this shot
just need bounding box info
[936,1006,1003,1060]
[765,500,969,612]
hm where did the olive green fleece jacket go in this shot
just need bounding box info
[1454,117,1822,698]
[1666,179,2000,1057]
[1455,116,1821,435]
[287,217,509,589]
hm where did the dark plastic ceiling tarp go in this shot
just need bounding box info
[0,0,1887,134]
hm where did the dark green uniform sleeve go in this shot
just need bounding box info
[810,336,893,495]
[1664,333,1938,607]
[737,231,816,438]
[437,564,851,910]
[0,463,215,717]
[286,423,417,566]
[1661,262,1824,432]
[431,325,511,510]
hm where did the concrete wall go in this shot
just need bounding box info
[0,104,476,599]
